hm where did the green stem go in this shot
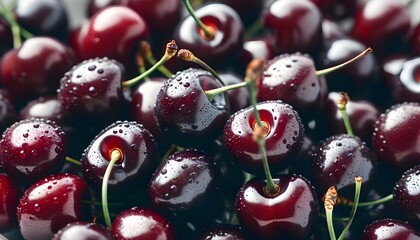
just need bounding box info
[19,26,33,39]
[248,81,263,126]
[101,149,121,228]
[124,55,169,88]
[339,109,354,136]
[245,19,263,37]
[193,56,221,81]
[0,3,21,48]
[354,194,393,207]
[145,55,173,79]
[161,144,177,162]
[65,156,81,166]
[257,137,277,194]
[326,209,337,240]
[338,177,362,240]
[182,0,213,38]
[205,81,248,102]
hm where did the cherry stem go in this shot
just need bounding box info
[338,176,362,240]
[324,186,338,240]
[65,156,81,166]
[135,52,148,77]
[205,81,248,102]
[337,92,354,136]
[182,0,214,39]
[349,194,393,207]
[101,149,122,228]
[123,40,178,88]
[139,41,173,78]
[161,144,177,162]
[0,2,21,48]
[315,48,373,77]
[245,19,263,37]
[177,49,221,81]
[407,0,416,7]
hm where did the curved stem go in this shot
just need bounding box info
[182,0,213,39]
[0,2,21,48]
[65,156,81,166]
[316,48,372,77]
[338,177,362,240]
[144,55,173,79]
[101,149,121,228]
[205,81,248,102]
[326,209,337,240]
[257,136,277,194]
[354,194,393,207]
[177,49,221,81]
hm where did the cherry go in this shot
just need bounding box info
[154,68,230,149]
[310,0,356,20]
[263,0,323,55]
[385,57,420,103]
[82,121,157,192]
[57,57,125,126]
[197,225,246,240]
[148,149,223,223]
[14,0,69,42]
[321,18,347,42]
[0,88,17,133]
[324,92,379,143]
[351,0,410,56]
[256,53,326,121]
[17,173,89,240]
[0,174,20,232]
[0,37,75,101]
[19,96,66,126]
[53,221,115,240]
[235,174,319,240]
[111,206,176,240]
[410,23,420,55]
[311,134,376,198]
[0,118,67,183]
[237,36,275,73]
[380,54,408,105]
[224,100,304,175]
[372,102,420,170]
[0,18,12,57]
[361,218,420,240]
[81,6,149,68]
[393,165,420,226]
[87,0,118,17]
[173,3,243,69]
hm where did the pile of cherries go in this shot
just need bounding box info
[1,0,420,239]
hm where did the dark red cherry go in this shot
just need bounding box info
[87,0,118,17]
[310,0,356,20]
[14,0,69,42]
[173,3,243,69]
[393,165,420,225]
[0,118,67,183]
[120,0,181,40]
[17,173,89,240]
[373,102,420,170]
[198,225,246,240]
[0,89,17,133]
[0,18,12,57]
[410,23,420,55]
[19,96,66,126]
[0,37,75,101]
[380,54,408,105]
[53,222,115,240]
[81,6,149,67]
[224,100,304,175]
[82,121,157,192]
[238,36,275,73]
[57,57,125,125]
[351,0,410,56]
[311,134,376,198]
[385,57,420,103]
[257,53,326,121]
[361,218,420,240]
[0,174,20,232]
[111,207,176,240]
[131,77,165,139]
[154,68,230,149]
[235,175,318,240]
[324,92,379,143]
[263,0,323,55]
[148,149,223,222]
[321,18,347,42]
[219,72,249,113]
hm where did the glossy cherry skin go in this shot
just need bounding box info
[238,36,275,73]
[263,0,323,55]
[235,175,318,240]
[0,89,17,133]
[0,118,67,183]
[14,0,69,42]
[155,68,230,149]
[20,96,66,126]
[17,173,89,240]
[224,100,304,175]
[53,221,115,240]
[361,218,420,240]
[81,6,149,67]
[373,102,420,170]
[57,57,125,125]
[0,37,75,101]
[351,0,410,56]
[385,57,420,103]
[321,18,347,42]
[0,18,12,57]
[111,207,176,240]
[148,149,223,222]
[198,225,246,240]
[410,24,420,55]
[173,4,243,69]
[324,92,379,143]
[120,0,180,40]
[0,174,20,232]
[131,77,165,139]
[82,121,157,192]
[311,134,376,198]
[257,53,326,121]
[380,54,408,104]
[393,165,420,225]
